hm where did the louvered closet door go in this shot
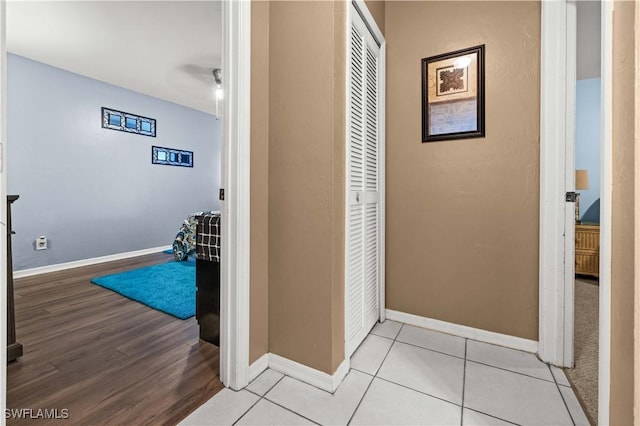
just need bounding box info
[346,6,381,358]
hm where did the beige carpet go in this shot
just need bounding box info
[564,278,599,425]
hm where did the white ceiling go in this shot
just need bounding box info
[7,0,222,115]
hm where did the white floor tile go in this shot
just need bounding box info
[466,340,554,382]
[396,325,466,358]
[559,385,591,426]
[235,399,315,426]
[264,370,372,425]
[462,409,514,425]
[377,341,464,404]
[371,320,402,340]
[464,362,573,425]
[247,369,285,396]
[350,378,460,425]
[178,389,259,425]
[351,334,394,375]
[550,366,571,387]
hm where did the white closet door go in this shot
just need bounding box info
[346,6,381,358]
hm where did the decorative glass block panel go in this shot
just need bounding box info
[152,146,193,168]
[109,114,121,126]
[102,107,156,137]
[139,119,154,136]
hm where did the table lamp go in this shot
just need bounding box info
[575,169,589,223]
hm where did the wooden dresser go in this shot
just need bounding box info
[575,223,600,277]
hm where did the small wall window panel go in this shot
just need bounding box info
[152,146,193,168]
[102,107,156,137]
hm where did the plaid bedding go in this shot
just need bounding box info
[196,213,221,262]
[172,211,218,261]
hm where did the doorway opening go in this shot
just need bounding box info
[539,0,612,424]
[568,2,602,424]
[3,1,229,423]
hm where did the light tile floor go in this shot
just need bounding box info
[180,321,590,426]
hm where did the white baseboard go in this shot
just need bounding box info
[14,245,172,279]
[248,353,270,382]
[386,309,539,353]
[267,353,350,393]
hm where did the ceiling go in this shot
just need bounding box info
[7,1,222,115]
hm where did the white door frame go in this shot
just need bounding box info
[538,0,576,368]
[1,0,8,418]
[539,0,612,422]
[219,0,251,391]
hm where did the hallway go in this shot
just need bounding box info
[180,321,589,425]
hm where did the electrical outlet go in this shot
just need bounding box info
[36,236,47,251]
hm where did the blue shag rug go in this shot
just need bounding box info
[91,259,196,319]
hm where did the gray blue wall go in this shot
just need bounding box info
[8,54,221,271]
[575,78,601,223]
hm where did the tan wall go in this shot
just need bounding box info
[249,0,270,364]
[268,1,345,374]
[385,1,541,340]
[364,0,385,34]
[610,1,637,423]
[636,4,640,419]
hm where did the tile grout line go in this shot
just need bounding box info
[460,338,468,426]
[392,339,466,360]
[547,364,577,426]
[549,366,573,388]
[345,322,401,425]
[233,373,286,426]
[374,375,461,408]
[373,325,400,377]
[246,375,322,426]
[463,407,521,426]
[262,373,287,396]
[370,332,395,341]
[466,359,558,385]
[392,322,404,341]
[261,395,323,426]
[351,367,375,376]
[344,374,375,425]
[230,390,263,426]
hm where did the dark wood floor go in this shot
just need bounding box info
[7,252,223,425]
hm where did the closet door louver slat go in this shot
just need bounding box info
[346,7,381,358]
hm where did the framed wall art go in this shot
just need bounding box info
[421,45,485,142]
[152,146,193,167]
[102,107,156,137]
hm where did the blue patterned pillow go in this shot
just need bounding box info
[172,211,217,261]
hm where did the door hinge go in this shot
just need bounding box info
[565,191,577,202]
[219,188,225,201]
